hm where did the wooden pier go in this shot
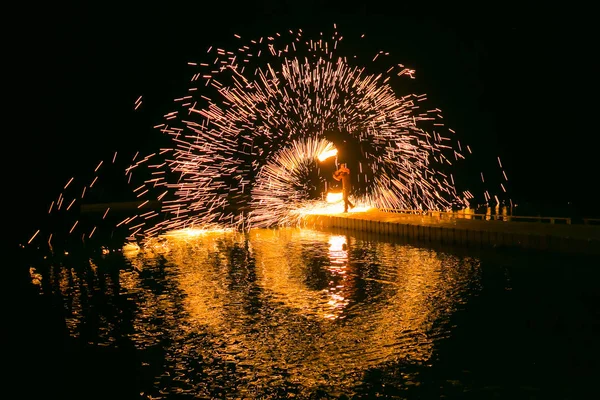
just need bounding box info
[302,209,600,255]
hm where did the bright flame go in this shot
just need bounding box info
[326,191,343,203]
[317,147,338,162]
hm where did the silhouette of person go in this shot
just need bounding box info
[333,163,354,212]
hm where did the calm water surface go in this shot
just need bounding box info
[25,228,599,399]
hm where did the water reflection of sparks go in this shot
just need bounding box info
[325,235,349,319]
[119,227,480,393]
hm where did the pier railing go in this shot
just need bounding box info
[378,209,573,224]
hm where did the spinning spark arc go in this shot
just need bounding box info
[138,28,464,236]
[33,26,476,244]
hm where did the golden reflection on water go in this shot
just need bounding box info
[118,227,481,392]
[29,227,481,395]
[249,229,355,322]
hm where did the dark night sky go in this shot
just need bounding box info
[7,2,599,239]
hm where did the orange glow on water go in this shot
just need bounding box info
[328,235,347,252]
[105,226,484,392]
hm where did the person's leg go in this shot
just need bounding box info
[343,192,349,212]
[345,189,354,209]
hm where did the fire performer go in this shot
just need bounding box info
[333,163,354,212]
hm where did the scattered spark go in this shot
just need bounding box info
[28,229,40,244]
[66,198,76,211]
[64,177,74,190]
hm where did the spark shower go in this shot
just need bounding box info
[29,25,507,247]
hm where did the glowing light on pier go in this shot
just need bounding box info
[326,191,343,203]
